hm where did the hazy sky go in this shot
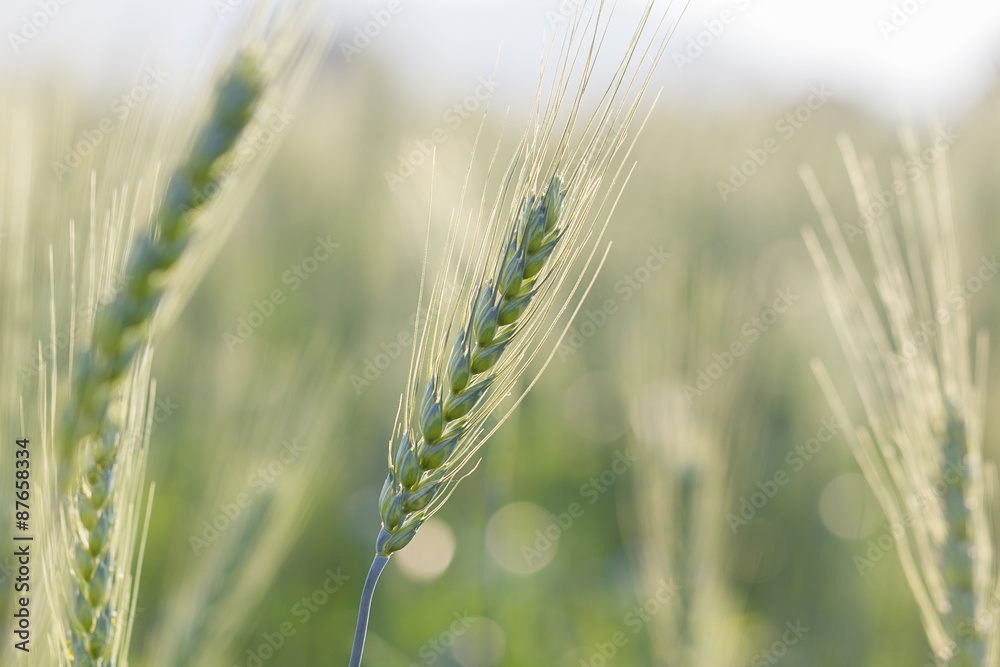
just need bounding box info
[2,0,999,118]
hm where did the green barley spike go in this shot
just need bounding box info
[350,176,569,667]
[378,176,564,558]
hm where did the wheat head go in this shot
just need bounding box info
[348,1,689,664]
[57,54,265,666]
[802,132,997,666]
[9,4,333,664]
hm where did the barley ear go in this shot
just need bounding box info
[347,1,685,662]
[62,54,264,666]
[802,133,995,666]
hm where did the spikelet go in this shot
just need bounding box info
[802,131,998,666]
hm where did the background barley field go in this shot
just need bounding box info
[3,1,1000,665]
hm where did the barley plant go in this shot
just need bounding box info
[802,132,999,666]
[0,3,327,664]
[628,265,755,667]
[347,1,688,664]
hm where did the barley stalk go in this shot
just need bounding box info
[802,132,998,666]
[347,1,687,663]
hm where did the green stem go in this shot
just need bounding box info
[348,546,389,667]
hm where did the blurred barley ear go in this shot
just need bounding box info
[347,0,689,664]
[14,2,334,662]
[628,264,754,666]
[56,53,266,666]
[802,131,999,666]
